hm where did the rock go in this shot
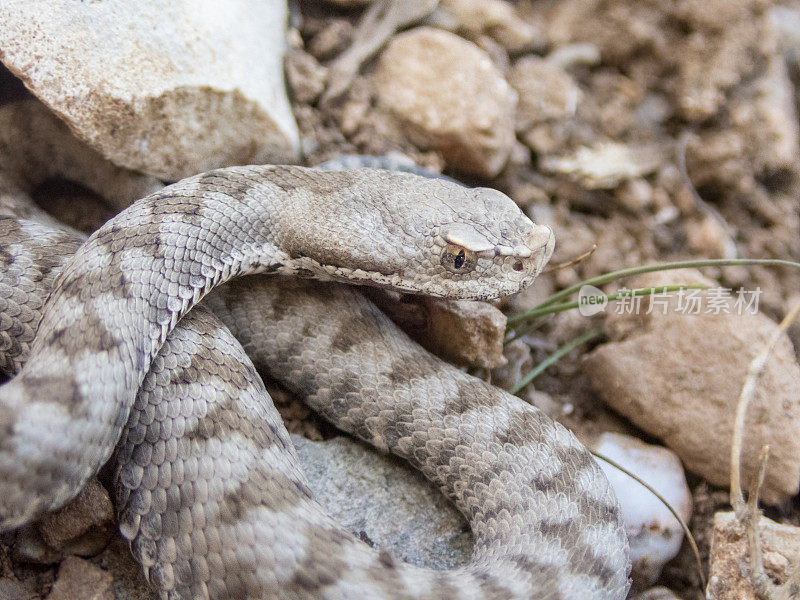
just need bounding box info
[14,479,115,565]
[374,27,516,177]
[0,0,299,180]
[91,537,158,600]
[707,511,800,600]
[292,435,472,568]
[46,556,113,600]
[321,0,438,104]
[0,578,39,600]
[584,270,800,504]
[687,49,799,195]
[368,290,507,369]
[306,19,354,62]
[508,56,580,130]
[769,4,800,64]
[548,0,769,122]
[285,49,328,105]
[0,99,162,211]
[631,588,684,600]
[424,298,506,368]
[593,433,691,590]
[38,478,115,557]
[435,0,539,52]
[540,141,664,189]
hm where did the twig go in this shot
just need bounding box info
[747,446,771,596]
[730,299,800,514]
[543,244,596,273]
[676,132,738,259]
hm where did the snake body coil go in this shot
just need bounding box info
[0,166,629,599]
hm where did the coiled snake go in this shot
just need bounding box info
[0,165,629,599]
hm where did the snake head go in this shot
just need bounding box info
[285,169,554,301]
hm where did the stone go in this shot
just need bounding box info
[374,27,516,177]
[424,298,506,368]
[292,435,472,569]
[38,478,115,557]
[285,49,328,105]
[508,56,580,131]
[0,99,162,211]
[0,578,39,600]
[368,291,507,369]
[436,0,539,52]
[0,0,299,180]
[46,556,113,600]
[631,588,684,600]
[584,270,800,504]
[707,511,800,600]
[321,0,438,104]
[540,141,664,189]
[13,479,115,565]
[593,433,692,590]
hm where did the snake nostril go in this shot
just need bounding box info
[513,261,524,272]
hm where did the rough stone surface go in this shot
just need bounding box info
[436,0,539,52]
[285,48,328,105]
[46,556,113,600]
[13,479,114,566]
[706,511,800,600]
[424,298,507,368]
[91,537,158,600]
[292,435,472,569]
[38,479,114,558]
[0,99,162,211]
[593,433,691,590]
[508,56,581,129]
[368,291,507,369]
[631,587,684,600]
[0,574,39,600]
[584,270,800,504]
[0,0,299,180]
[374,27,516,177]
[540,141,664,189]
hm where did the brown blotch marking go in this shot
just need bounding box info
[21,373,85,417]
[492,408,547,447]
[215,469,313,527]
[385,360,421,387]
[330,321,365,353]
[470,571,517,599]
[197,169,255,203]
[287,526,355,596]
[442,378,500,416]
[30,236,79,283]
[508,556,565,600]
[46,309,123,355]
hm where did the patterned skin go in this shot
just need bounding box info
[0,166,629,599]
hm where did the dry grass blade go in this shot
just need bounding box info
[729,299,800,514]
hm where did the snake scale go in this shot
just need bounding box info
[0,165,630,599]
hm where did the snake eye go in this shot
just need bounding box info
[441,243,477,273]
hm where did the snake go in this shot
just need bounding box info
[0,164,630,599]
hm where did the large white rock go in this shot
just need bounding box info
[0,1,299,180]
[593,433,692,590]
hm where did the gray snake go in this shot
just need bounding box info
[0,165,630,599]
